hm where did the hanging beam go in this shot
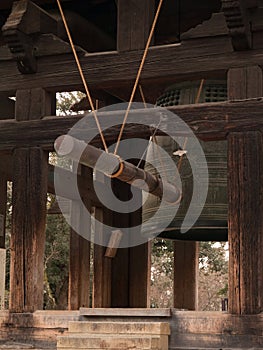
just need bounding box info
[54,135,181,204]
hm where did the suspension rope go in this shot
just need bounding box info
[56,0,108,153]
[114,0,164,155]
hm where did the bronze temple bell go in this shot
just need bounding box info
[142,81,228,241]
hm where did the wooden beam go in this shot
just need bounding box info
[222,0,252,50]
[174,241,199,310]
[54,135,181,204]
[10,147,48,312]
[0,36,259,93]
[117,0,155,52]
[1,98,263,151]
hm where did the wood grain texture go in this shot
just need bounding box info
[1,98,263,150]
[68,166,91,310]
[228,131,263,314]
[174,241,199,310]
[15,88,53,121]
[10,148,48,312]
[0,37,242,93]
[92,207,112,308]
[117,0,155,52]
[228,66,263,315]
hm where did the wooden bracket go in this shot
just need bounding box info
[2,0,57,74]
[222,0,252,50]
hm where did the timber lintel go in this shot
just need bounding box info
[0,98,263,150]
[2,0,58,73]
[222,0,252,50]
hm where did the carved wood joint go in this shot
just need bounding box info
[222,0,252,50]
[2,0,58,74]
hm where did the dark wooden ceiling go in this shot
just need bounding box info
[0,0,259,51]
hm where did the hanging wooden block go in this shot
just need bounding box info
[105,230,123,258]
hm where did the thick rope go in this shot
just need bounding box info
[56,0,108,153]
[114,0,164,155]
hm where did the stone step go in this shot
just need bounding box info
[68,321,170,335]
[57,334,168,349]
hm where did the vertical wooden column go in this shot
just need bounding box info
[109,180,129,307]
[10,88,50,312]
[117,0,155,52]
[228,66,263,314]
[68,166,91,309]
[129,187,151,308]
[10,148,48,312]
[110,182,151,308]
[174,241,199,310]
[129,242,151,308]
[93,207,112,308]
[0,175,7,249]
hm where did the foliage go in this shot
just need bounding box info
[150,239,229,311]
[56,91,85,116]
[44,212,70,309]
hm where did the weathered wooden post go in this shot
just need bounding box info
[228,66,263,314]
[10,88,52,312]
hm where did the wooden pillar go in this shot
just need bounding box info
[117,0,155,52]
[129,242,151,308]
[0,174,7,249]
[92,207,112,308]
[129,189,151,308]
[110,181,151,308]
[174,241,199,310]
[10,148,48,312]
[68,166,91,309]
[10,88,50,312]
[228,66,263,314]
[228,131,263,314]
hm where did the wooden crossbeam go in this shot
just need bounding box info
[2,41,263,93]
[3,37,263,92]
[0,98,262,150]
